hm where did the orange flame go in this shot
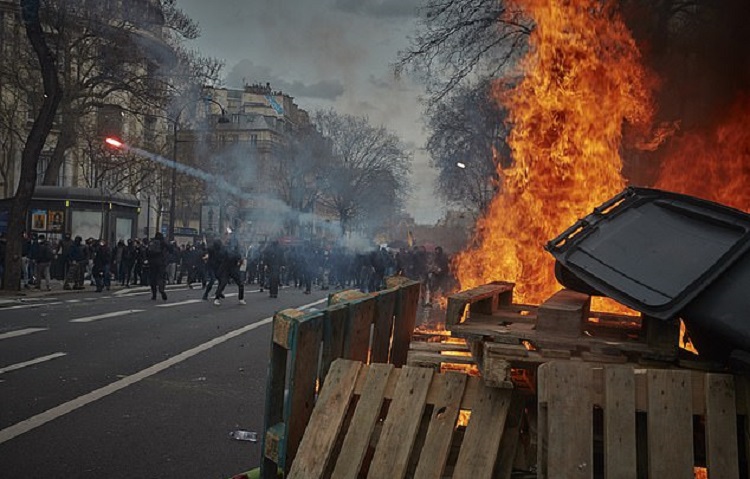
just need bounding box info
[454,0,654,305]
[655,95,750,213]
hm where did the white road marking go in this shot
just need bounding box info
[66,299,81,303]
[0,297,327,445]
[0,328,48,340]
[0,352,67,375]
[156,299,202,308]
[70,310,145,323]
[4,302,64,310]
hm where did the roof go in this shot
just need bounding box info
[30,186,140,207]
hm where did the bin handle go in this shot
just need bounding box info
[546,188,633,252]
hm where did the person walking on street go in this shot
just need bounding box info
[34,235,53,291]
[202,239,223,301]
[147,232,168,300]
[213,237,245,306]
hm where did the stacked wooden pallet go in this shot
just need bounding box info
[446,282,682,388]
[288,359,526,479]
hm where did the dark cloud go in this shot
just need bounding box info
[333,0,420,18]
[225,59,345,100]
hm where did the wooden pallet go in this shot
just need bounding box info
[538,361,750,478]
[406,338,476,370]
[446,283,682,388]
[288,358,527,479]
[261,280,422,479]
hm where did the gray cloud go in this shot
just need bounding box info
[333,0,421,18]
[225,59,345,100]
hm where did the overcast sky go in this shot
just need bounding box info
[177,0,441,225]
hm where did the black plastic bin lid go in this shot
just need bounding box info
[545,187,750,319]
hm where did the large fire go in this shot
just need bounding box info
[654,95,750,213]
[454,0,654,304]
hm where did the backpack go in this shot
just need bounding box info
[148,238,162,256]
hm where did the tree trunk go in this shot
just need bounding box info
[3,0,62,291]
[42,115,75,185]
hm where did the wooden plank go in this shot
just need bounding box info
[261,340,289,478]
[482,343,514,389]
[320,304,348,384]
[391,282,421,367]
[604,366,636,479]
[371,290,397,363]
[345,299,375,363]
[446,296,468,327]
[446,282,514,327]
[273,308,304,348]
[705,374,740,479]
[538,361,593,479]
[453,383,512,477]
[367,366,434,479]
[288,359,362,479]
[646,369,693,479]
[536,289,589,337]
[494,392,525,479]
[406,351,475,367]
[409,341,470,353]
[642,315,679,352]
[285,312,324,471]
[413,372,468,479]
[332,363,394,479]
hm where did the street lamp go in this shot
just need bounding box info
[169,97,230,241]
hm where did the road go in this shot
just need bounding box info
[0,283,329,479]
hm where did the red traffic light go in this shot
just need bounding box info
[105,137,124,149]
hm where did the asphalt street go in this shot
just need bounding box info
[0,282,330,479]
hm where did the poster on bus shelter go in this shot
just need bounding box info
[48,210,64,231]
[31,209,47,231]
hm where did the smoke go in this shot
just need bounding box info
[124,142,383,251]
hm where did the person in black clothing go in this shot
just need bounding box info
[264,240,283,298]
[121,239,135,286]
[202,239,223,301]
[213,237,245,306]
[65,236,86,290]
[93,240,112,292]
[34,235,54,290]
[147,232,169,300]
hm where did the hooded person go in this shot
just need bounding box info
[34,235,54,290]
[213,235,245,306]
[147,232,169,300]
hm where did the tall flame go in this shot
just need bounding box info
[455,0,654,303]
[655,95,750,213]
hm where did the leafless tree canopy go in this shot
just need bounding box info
[313,110,411,235]
[426,80,508,218]
[396,0,531,107]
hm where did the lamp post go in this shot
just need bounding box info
[168,97,229,241]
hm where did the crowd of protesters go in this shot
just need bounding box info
[0,231,457,305]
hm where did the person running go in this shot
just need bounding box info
[202,238,223,301]
[213,237,245,306]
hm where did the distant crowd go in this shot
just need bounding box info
[0,232,457,303]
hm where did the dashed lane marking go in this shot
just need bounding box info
[69,310,145,323]
[0,328,48,340]
[0,297,327,445]
[155,299,202,308]
[0,352,67,375]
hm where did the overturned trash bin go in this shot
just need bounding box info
[546,186,750,360]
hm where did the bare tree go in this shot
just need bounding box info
[314,110,411,235]
[396,0,531,106]
[4,0,62,291]
[426,80,509,218]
